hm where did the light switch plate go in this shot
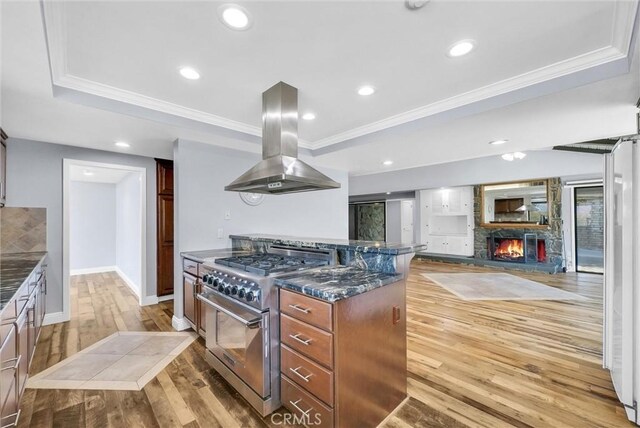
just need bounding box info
[224,210,231,220]
[217,228,224,239]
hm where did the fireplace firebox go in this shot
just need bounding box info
[488,233,544,263]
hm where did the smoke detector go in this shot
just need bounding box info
[405,0,429,10]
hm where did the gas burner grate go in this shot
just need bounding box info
[215,254,328,276]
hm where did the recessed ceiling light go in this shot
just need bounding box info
[302,112,316,120]
[501,152,526,161]
[386,192,391,195]
[489,139,508,145]
[115,141,130,148]
[383,160,393,166]
[358,85,376,96]
[218,4,252,30]
[179,67,200,80]
[83,170,94,176]
[448,39,475,57]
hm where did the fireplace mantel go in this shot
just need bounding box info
[480,223,550,230]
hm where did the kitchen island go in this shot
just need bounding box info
[180,236,423,426]
[275,265,407,428]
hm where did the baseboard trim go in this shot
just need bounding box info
[158,294,174,302]
[140,295,159,306]
[172,316,192,332]
[70,266,116,275]
[43,311,69,326]
[114,267,141,300]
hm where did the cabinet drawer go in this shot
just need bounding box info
[282,375,333,428]
[281,344,333,406]
[281,314,333,369]
[182,258,199,277]
[280,289,333,332]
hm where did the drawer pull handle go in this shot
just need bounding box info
[289,366,313,382]
[289,399,311,416]
[1,355,21,372]
[289,333,312,346]
[288,304,310,314]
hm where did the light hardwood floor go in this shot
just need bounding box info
[18,263,632,428]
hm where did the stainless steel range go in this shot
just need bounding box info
[196,246,335,416]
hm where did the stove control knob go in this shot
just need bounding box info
[231,285,238,295]
[238,288,246,298]
[245,291,255,302]
[218,282,226,292]
[224,285,231,295]
[202,274,209,283]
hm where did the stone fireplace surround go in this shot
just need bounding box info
[473,178,564,269]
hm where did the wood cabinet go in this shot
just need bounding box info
[0,258,46,427]
[156,159,174,296]
[1,128,8,206]
[494,198,524,214]
[183,273,197,326]
[280,282,406,428]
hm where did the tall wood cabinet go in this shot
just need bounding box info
[156,159,174,296]
[420,186,474,256]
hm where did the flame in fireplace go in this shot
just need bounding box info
[494,239,524,259]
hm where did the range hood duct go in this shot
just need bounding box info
[225,82,341,194]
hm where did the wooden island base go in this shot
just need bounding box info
[279,280,407,428]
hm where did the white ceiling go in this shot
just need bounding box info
[70,165,134,183]
[1,1,639,176]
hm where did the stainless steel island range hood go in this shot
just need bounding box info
[225,82,341,194]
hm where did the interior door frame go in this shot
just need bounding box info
[573,185,605,274]
[61,159,148,324]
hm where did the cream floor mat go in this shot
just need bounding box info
[27,332,197,391]
[422,273,587,301]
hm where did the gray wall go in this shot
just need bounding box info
[173,139,349,319]
[69,181,116,270]
[116,171,142,292]
[350,150,604,196]
[6,138,158,314]
[386,201,401,244]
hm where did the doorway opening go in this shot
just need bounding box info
[62,159,147,322]
[574,186,604,274]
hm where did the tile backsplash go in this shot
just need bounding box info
[1,207,47,253]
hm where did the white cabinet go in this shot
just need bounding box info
[425,187,471,216]
[420,186,474,256]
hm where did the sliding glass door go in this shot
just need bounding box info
[574,186,604,273]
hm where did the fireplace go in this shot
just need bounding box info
[488,233,544,263]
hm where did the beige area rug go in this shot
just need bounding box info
[422,273,587,301]
[27,332,197,391]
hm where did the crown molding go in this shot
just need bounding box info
[40,0,638,154]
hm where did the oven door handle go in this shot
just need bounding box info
[197,293,262,328]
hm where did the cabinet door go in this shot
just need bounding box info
[183,274,196,326]
[495,199,509,214]
[27,296,37,367]
[509,198,524,213]
[0,324,18,425]
[431,191,445,214]
[446,236,473,256]
[427,236,447,254]
[446,188,462,214]
[16,310,28,397]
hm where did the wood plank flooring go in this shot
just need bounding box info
[18,264,632,428]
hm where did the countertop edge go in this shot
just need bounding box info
[0,252,48,313]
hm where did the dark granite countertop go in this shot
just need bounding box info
[231,234,425,255]
[274,265,402,302]
[0,252,47,312]
[180,249,252,265]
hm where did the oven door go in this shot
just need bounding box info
[198,291,270,398]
